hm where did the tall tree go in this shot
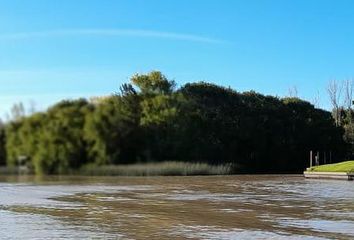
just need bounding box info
[327,79,343,126]
[32,99,91,174]
[85,90,142,165]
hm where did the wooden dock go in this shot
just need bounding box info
[304,171,354,181]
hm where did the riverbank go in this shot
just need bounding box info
[307,161,354,173]
[304,161,354,180]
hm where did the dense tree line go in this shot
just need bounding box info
[0,71,347,174]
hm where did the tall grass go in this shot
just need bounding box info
[0,166,21,175]
[79,161,233,176]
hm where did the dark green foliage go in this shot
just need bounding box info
[85,94,142,165]
[131,71,176,95]
[33,99,92,174]
[177,83,345,172]
[5,99,91,174]
[2,71,347,174]
[332,108,354,159]
[5,113,45,167]
[0,124,6,166]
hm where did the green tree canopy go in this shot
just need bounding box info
[2,71,347,174]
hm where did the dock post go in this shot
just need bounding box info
[310,151,313,167]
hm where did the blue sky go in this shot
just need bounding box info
[1,0,354,117]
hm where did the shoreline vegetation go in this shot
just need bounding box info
[307,161,354,173]
[0,166,19,175]
[0,162,233,176]
[0,71,350,175]
[80,162,233,176]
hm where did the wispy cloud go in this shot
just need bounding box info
[0,28,225,44]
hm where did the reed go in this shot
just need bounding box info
[79,161,233,176]
[0,166,20,175]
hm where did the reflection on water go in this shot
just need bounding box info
[0,175,353,239]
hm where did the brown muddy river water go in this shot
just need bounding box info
[0,175,353,239]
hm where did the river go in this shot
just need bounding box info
[0,175,353,239]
